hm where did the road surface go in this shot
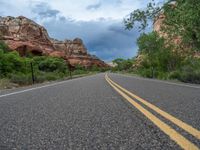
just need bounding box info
[0,73,199,149]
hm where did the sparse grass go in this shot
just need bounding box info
[0,78,18,89]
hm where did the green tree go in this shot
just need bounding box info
[137,31,180,78]
[124,0,200,52]
[33,56,67,73]
[113,58,133,71]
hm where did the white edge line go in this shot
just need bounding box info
[112,73,200,89]
[0,76,90,98]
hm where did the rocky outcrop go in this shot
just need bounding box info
[153,13,200,58]
[153,14,182,46]
[0,16,107,67]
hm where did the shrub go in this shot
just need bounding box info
[112,58,133,71]
[179,66,200,84]
[10,74,32,85]
[90,65,100,72]
[168,71,181,80]
[0,50,29,76]
[138,68,152,78]
[33,56,67,73]
[0,41,10,52]
[75,64,86,70]
[72,69,88,75]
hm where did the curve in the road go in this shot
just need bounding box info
[106,74,200,140]
[105,74,200,150]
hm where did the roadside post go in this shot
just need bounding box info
[68,63,73,79]
[30,62,35,84]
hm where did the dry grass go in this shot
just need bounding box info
[0,78,18,90]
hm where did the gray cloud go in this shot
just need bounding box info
[0,0,156,61]
[86,2,102,10]
[108,24,134,36]
[43,18,139,61]
[32,2,60,18]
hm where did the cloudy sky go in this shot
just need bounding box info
[0,0,162,61]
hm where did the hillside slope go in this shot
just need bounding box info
[0,16,107,68]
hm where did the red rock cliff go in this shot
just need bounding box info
[153,13,200,57]
[0,16,108,67]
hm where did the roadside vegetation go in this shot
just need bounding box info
[112,0,200,84]
[0,41,107,89]
[112,34,200,83]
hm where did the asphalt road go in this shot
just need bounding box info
[0,73,199,149]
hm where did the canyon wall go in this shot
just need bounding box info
[0,16,108,67]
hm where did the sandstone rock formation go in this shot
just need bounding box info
[153,13,200,58]
[153,14,182,46]
[0,16,108,67]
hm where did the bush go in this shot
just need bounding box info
[0,41,10,52]
[157,71,168,80]
[34,71,66,83]
[34,75,46,83]
[33,56,67,73]
[0,50,29,76]
[0,42,107,87]
[42,73,59,81]
[179,66,200,84]
[75,64,86,71]
[168,71,181,80]
[10,74,32,85]
[72,69,88,75]
[112,58,134,71]
[138,68,152,78]
[90,65,100,72]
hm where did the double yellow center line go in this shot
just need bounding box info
[105,74,200,150]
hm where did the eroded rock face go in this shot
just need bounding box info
[153,13,200,57]
[0,16,107,67]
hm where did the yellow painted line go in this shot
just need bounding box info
[106,74,200,140]
[105,75,199,150]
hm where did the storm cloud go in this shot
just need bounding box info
[32,2,60,19]
[0,0,163,61]
[43,18,140,61]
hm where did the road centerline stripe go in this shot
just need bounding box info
[105,74,199,150]
[106,74,200,140]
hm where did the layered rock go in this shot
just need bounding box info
[0,16,107,67]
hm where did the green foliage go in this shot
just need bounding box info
[90,65,100,72]
[125,0,200,51]
[10,73,32,85]
[124,1,163,31]
[36,72,65,82]
[178,58,200,83]
[74,64,86,71]
[163,0,200,52]
[112,58,133,71]
[123,0,200,83]
[136,32,181,78]
[0,42,106,88]
[0,49,30,76]
[137,32,165,55]
[124,0,169,30]
[116,31,200,83]
[0,41,10,52]
[137,44,200,83]
[33,56,67,73]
